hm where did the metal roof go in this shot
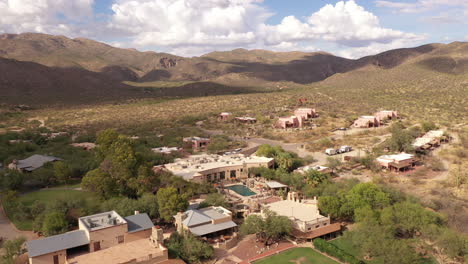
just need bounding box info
[124,213,154,233]
[265,181,288,189]
[182,210,212,227]
[17,154,61,171]
[26,230,89,257]
[189,220,237,236]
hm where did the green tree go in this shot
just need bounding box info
[0,169,24,191]
[387,123,416,152]
[344,183,390,218]
[95,129,119,162]
[421,121,437,132]
[166,231,214,263]
[81,168,117,199]
[304,169,329,186]
[1,236,26,264]
[42,211,68,236]
[199,193,228,208]
[318,196,342,219]
[240,210,292,245]
[326,157,342,174]
[53,161,72,184]
[156,187,188,222]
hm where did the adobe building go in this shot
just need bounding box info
[163,154,274,182]
[183,137,211,152]
[374,110,398,121]
[218,112,232,121]
[294,108,317,119]
[412,130,447,151]
[276,116,304,129]
[352,116,381,128]
[26,211,169,264]
[262,192,341,240]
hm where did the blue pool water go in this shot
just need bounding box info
[226,185,256,196]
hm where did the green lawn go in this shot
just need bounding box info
[7,189,95,230]
[254,247,339,264]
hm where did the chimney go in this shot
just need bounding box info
[134,211,140,215]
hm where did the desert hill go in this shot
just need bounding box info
[0,33,467,106]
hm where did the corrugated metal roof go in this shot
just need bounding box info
[26,230,89,257]
[124,213,154,233]
[189,220,237,236]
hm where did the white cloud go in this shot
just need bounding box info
[0,0,426,58]
[107,0,423,57]
[0,0,94,35]
[375,0,468,13]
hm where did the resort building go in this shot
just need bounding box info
[276,116,304,129]
[376,153,417,172]
[183,137,211,152]
[26,211,168,264]
[374,110,398,121]
[352,116,381,128]
[174,206,238,249]
[8,154,62,172]
[294,108,317,119]
[219,112,232,121]
[262,192,341,240]
[412,130,447,151]
[163,154,274,182]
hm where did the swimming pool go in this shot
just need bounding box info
[226,185,256,196]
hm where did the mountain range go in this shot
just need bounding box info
[0,33,467,106]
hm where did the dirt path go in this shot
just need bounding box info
[0,204,37,242]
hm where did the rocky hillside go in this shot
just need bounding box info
[0,33,466,106]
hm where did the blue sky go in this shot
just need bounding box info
[0,0,467,58]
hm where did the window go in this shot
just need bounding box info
[117,235,124,244]
[230,170,236,178]
[53,255,59,264]
[220,171,225,180]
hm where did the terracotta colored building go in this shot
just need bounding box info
[352,116,381,128]
[374,110,398,121]
[294,108,317,119]
[219,112,232,121]
[26,211,168,264]
[183,137,211,152]
[276,116,304,129]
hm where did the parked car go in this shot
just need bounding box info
[325,148,337,155]
[338,146,352,153]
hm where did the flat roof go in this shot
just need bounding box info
[165,154,274,180]
[266,200,325,222]
[26,230,89,258]
[377,153,414,162]
[265,181,288,189]
[79,211,127,232]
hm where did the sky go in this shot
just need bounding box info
[0,0,467,58]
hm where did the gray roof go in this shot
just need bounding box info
[17,154,61,171]
[26,230,89,257]
[189,220,237,236]
[124,213,154,233]
[182,210,212,227]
